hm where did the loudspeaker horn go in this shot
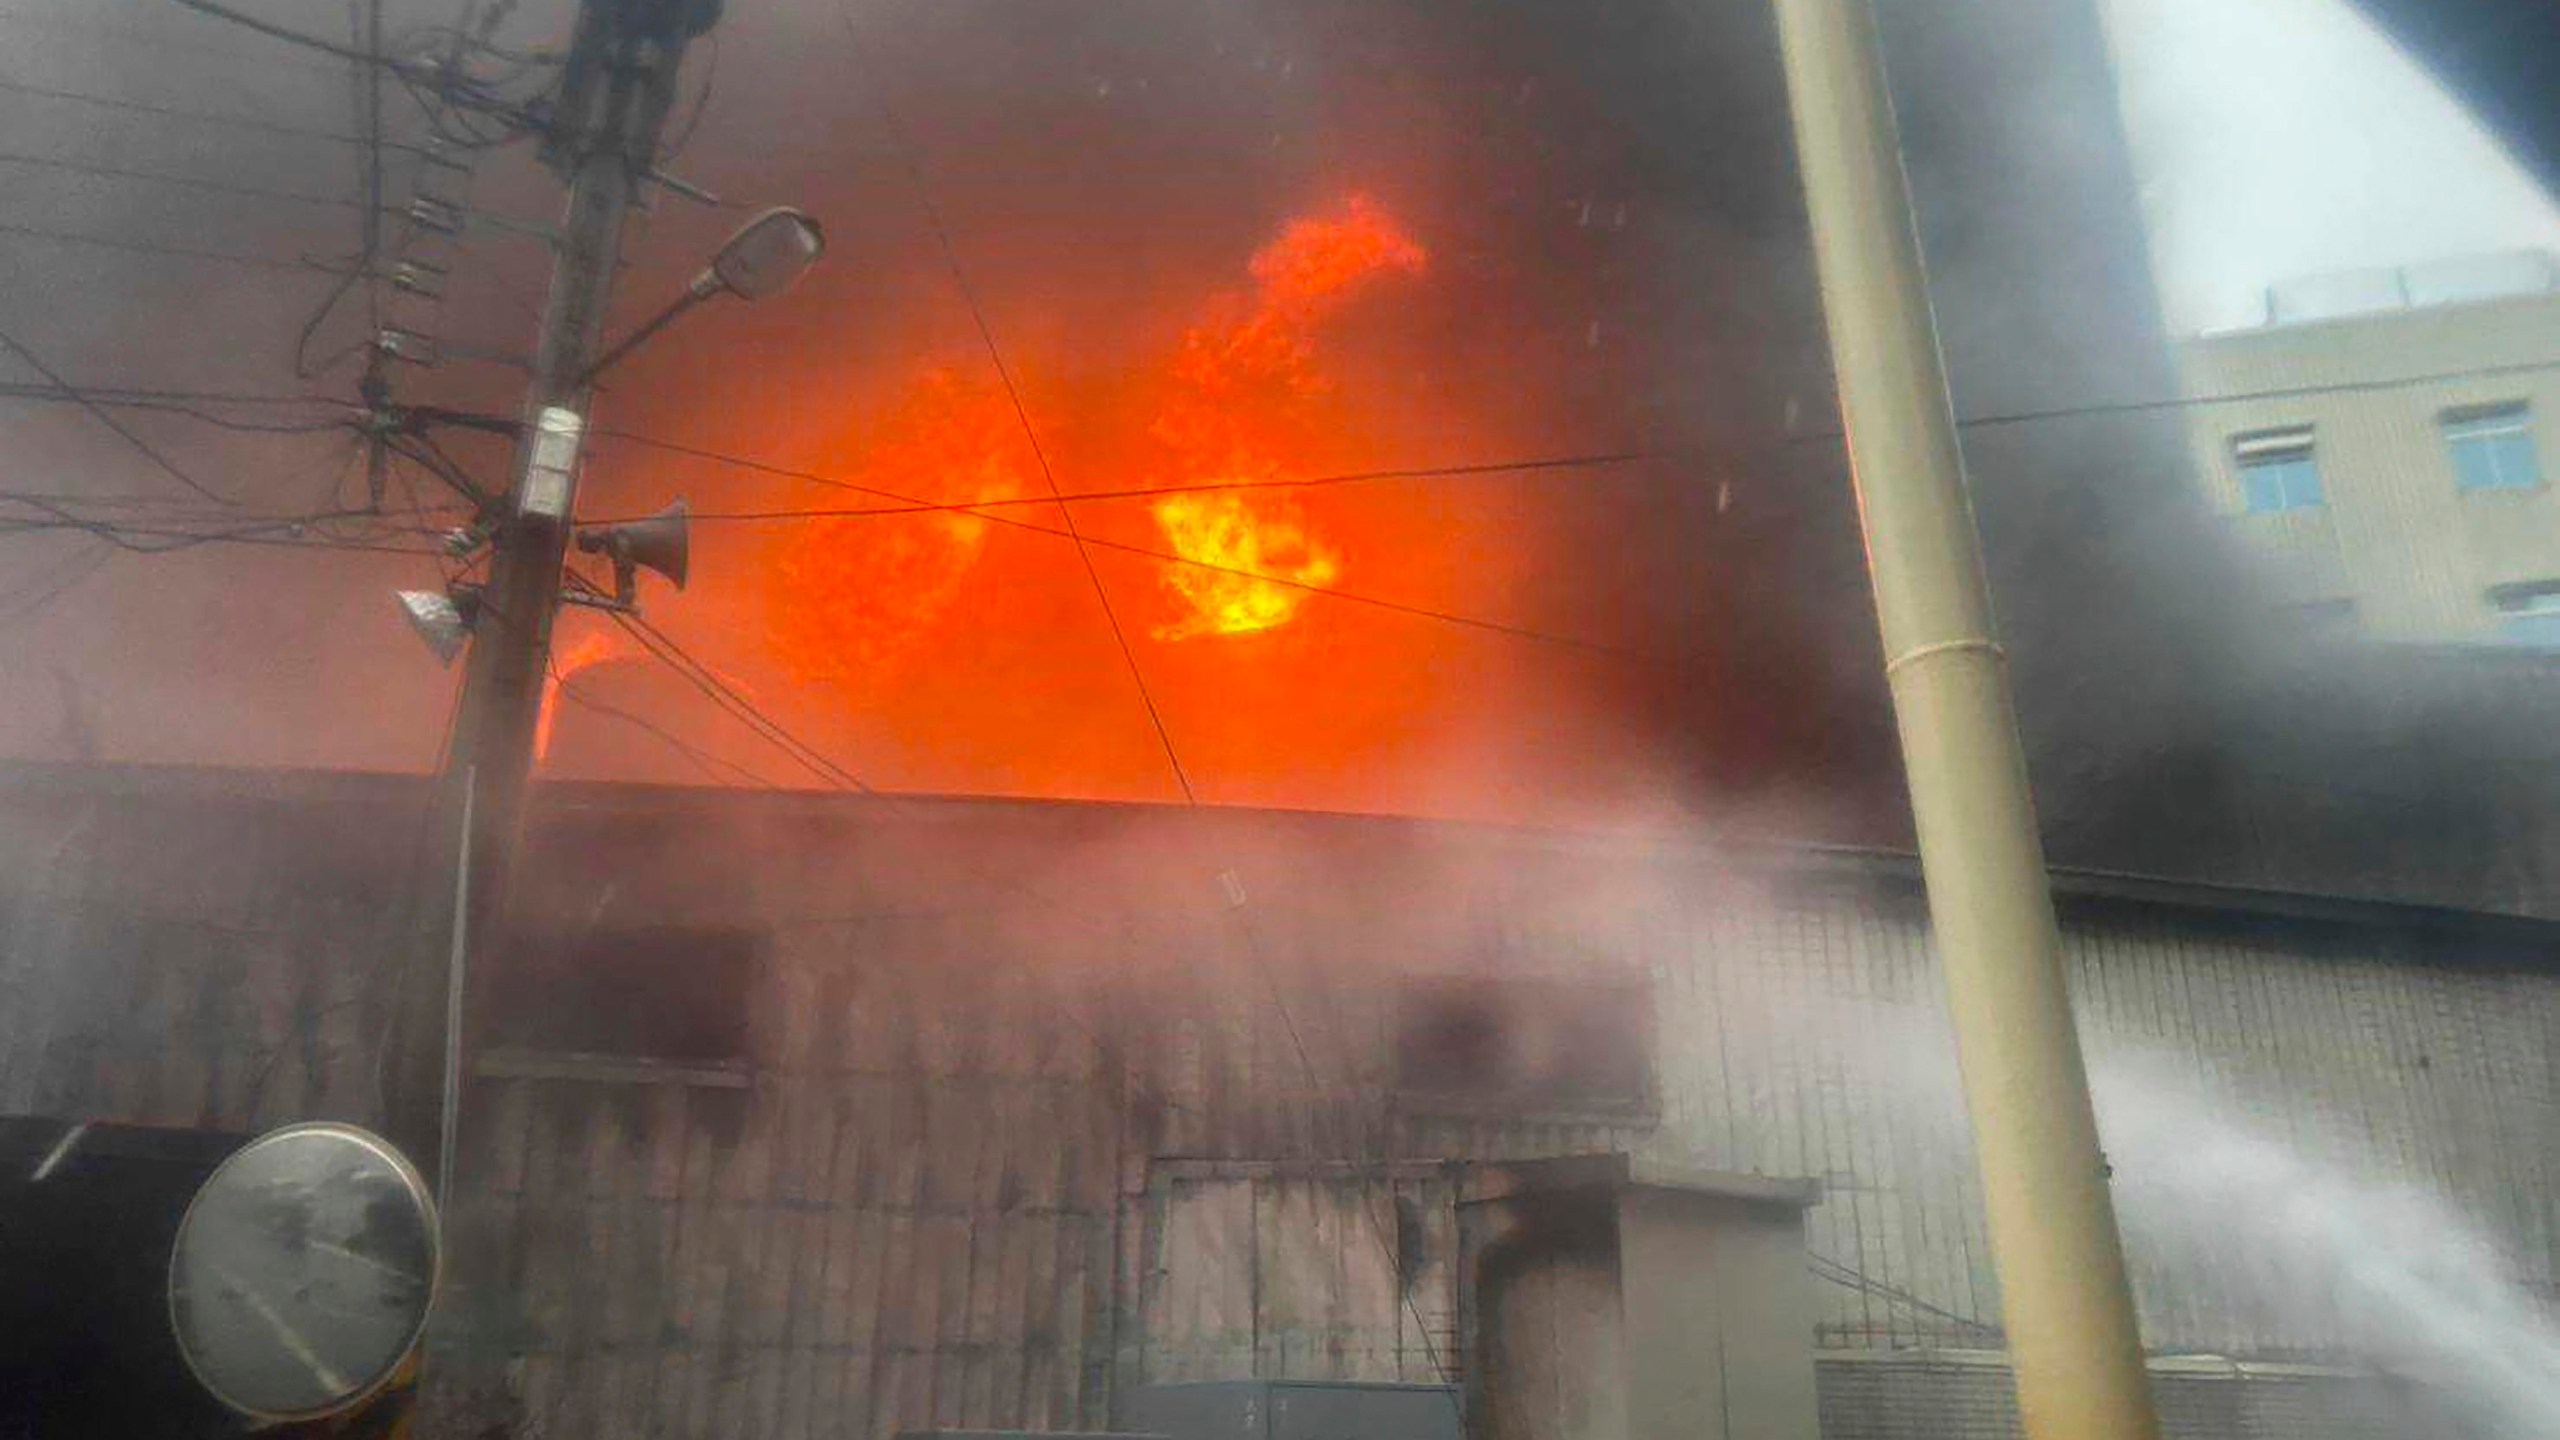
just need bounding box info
[577,498,688,593]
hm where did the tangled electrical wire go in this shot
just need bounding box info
[389,10,562,154]
[0,403,466,561]
[0,491,454,556]
[286,0,566,381]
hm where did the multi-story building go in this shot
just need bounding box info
[2178,252,2560,644]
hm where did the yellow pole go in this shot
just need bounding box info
[1769,2,2163,1438]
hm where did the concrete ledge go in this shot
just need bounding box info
[1463,1152,1823,1208]
[473,1048,751,1088]
[1814,1348,2372,1380]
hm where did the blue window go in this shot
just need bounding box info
[2233,427,2322,513]
[2492,583,2560,648]
[2446,403,2541,492]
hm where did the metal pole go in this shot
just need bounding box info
[382,0,701,1191]
[436,767,474,1222]
[1768,3,2163,1438]
[583,279,715,384]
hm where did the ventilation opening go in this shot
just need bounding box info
[1392,976,1653,1117]
[483,923,760,1064]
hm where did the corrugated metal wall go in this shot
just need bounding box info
[1632,892,2560,1357]
[1813,1356,2460,1439]
[1131,1161,1460,1385]
[3,771,2555,1438]
[450,937,1129,1438]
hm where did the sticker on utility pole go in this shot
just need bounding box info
[519,406,585,519]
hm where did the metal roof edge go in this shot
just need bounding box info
[1812,1348,2372,1381]
[3,757,2555,940]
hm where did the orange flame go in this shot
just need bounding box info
[1149,196,1426,640]
[763,370,1033,687]
[1150,492,1342,639]
[537,627,623,762]
[748,194,1430,759]
[1160,195,1428,470]
[1250,194,1431,313]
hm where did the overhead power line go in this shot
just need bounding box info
[0,518,441,557]
[0,380,343,409]
[169,0,550,138]
[836,13,1196,805]
[1075,525,1653,660]
[0,538,113,631]
[0,221,321,273]
[0,75,438,154]
[0,322,240,504]
[550,666,779,789]
[0,491,261,514]
[291,0,395,389]
[593,427,1664,662]
[0,496,443,555]
[170,0,417,71]
[1782,359,2560,441]
[595,596,873,793]
[0,6,346,75]
[357,0,388,341]
[585,435,1661,519]
[1952,355,2560,430]
[587,347,2560,664]
[0,381,355,433]
[0,145,385,211]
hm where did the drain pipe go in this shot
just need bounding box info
[1768,2,2163,1438]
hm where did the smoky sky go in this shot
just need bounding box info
[2106,0,2560,335]
[4,0,2558,917]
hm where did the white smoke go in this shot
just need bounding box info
[2094,1054,2560,1437]
[1741,975,2560,1433]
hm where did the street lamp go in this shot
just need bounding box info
[583,206,825,382]
[394,587,480,666]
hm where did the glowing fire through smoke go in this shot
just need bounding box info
[764,370,1032,688]
[1147,195,1426,639]
[536,627,623,763]
[755,196,1428,719]
[1150,493,1340,639]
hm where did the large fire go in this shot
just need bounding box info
[1150,492,1339,640]
[764,371,1032,689]
[690,189,1651,812]
[759,195,1426,689]
[1146,196,1425,639]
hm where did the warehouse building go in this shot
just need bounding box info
[4,761,2552,1438]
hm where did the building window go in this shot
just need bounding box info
[483,923,760,1064]
[2445,403,2542,492]
[2490,581,2560,648]
[2232,426,2323,512]
[1393,975,1653,1117]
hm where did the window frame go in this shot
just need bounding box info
[2444,401,2542,494]
[478,921,764,1073]
[1389,972,1657,1123]
[2490,580,2560,649]
[2230,425,2324,514]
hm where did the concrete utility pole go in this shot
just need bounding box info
[382,0,717,1192]
[1769,3,2164,1439]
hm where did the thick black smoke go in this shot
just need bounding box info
[7,0,2558,917]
